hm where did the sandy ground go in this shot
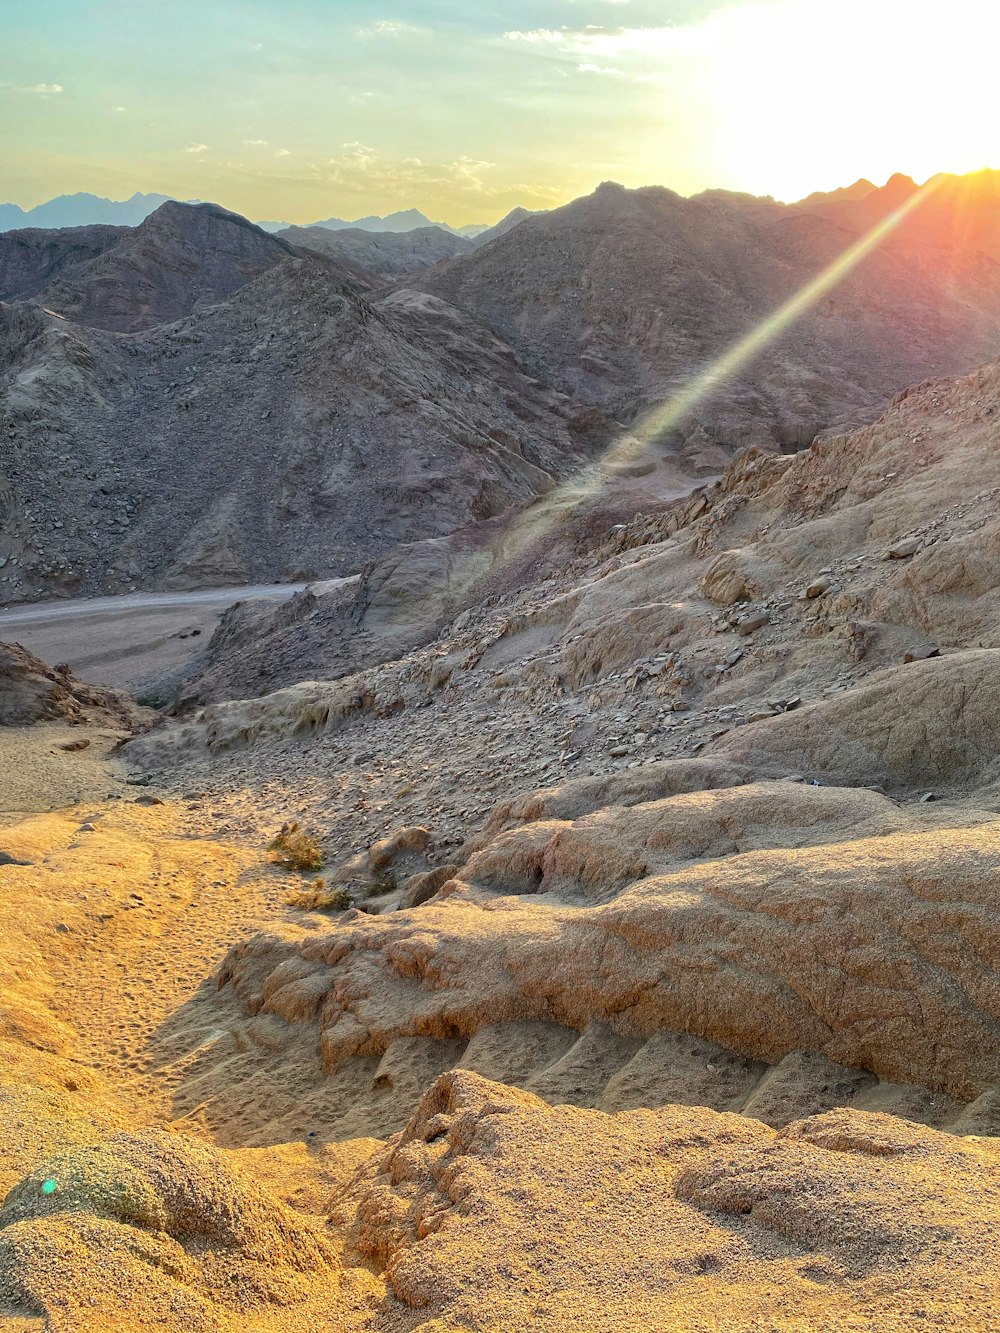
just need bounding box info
[5,706,1000,1328]
[0,583,309,695]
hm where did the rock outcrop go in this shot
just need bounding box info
[0,640,136,727]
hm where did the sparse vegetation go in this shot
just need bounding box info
[268,821,325,873]
[284,879,352,912]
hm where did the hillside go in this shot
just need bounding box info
[278,223,471,278]
[0,255,592,600]
[3,349,1000,1326]
[424,177,1000,450]
[0,202,295,333]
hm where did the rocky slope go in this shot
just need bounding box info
[0,255,593,600]
[424,176,1000,449]
[0,640,137,727]
[0,224,126,302]
[277,223,471,279]
[0,202,294,333]
[7,350,1000,1327]
[119,355,1000,1154]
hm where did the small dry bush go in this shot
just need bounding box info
[268,821,325,873]
[285,879,352,912]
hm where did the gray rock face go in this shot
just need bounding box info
[0,225,127,301]
[423,179,1000,445]
[0,201,294,333]
[0,256,591,601]
[279,224,471,279]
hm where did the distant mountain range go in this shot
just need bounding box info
[0,192,497,237]
[259,207,490,237]
[0,191,187,231]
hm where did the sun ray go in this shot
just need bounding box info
[497,173,945,559]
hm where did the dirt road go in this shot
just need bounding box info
[0,582,309,693]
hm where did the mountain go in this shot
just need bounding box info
[468,205,542,248]
[307,207,467,235]
[0,241,592,600]
[798,168,1000,262]
[423,177,1000,453]
[0,193,519,239]
[796,176,878,207]
[0,224,127,301]
[278,223,471,278]
[0,201,294,333]
[0,190,181,232]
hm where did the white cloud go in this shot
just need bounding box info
[274,147,291,157]
[577,61,626,75]
[358,18,419,36]
[504,28,565,43]
[243,138,268,146]
[314,145,510,201]
[112,104,127,112]
[10,82,64,94]
[184,143,208,153]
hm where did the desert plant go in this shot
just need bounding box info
[268,821,325,873]
[285,882,352,912]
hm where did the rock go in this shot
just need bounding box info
[804,576,833,598]
[886,537,922,559]
[0,642,136,729]
[737,611,771,635]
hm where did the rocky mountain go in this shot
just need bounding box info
[278,223,471,279]
[468,204,541,247]
[424,177,1000,453]
[306,206,466,235]
[0,189,180,231]
[799,168,1000,262]
[0,224,127,302]
[128,351,1000,1132]
[0,248,593,600]
[0,202,295,333]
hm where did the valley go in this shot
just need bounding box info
[4,171,1000,1330]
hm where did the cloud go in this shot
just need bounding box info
[112,104,127,112]
[503,28,564,43]
[312,144,516,202]
[358,19,419,37]
[184,143,208,153]
[504,26,627,43]
[274,148,291,157]
[243,138,268,146]
[8,82,64,94]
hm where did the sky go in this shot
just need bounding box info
[2,0,998,226]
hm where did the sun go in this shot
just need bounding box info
[693,0,1000,201]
